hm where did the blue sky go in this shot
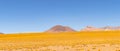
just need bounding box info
[0,0,120,33]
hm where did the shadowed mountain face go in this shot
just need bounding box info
[81,26,120,31]
[46,25,76,33]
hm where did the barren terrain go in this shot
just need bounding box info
[0,31,120,51]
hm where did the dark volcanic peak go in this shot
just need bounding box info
[46,25,76,33]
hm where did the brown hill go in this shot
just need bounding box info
[45,25,76,33]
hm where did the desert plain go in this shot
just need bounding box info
[0,31,120,51]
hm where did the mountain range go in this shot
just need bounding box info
[46,25,120,32]
[1,25,120,33]
[81,26,120,31]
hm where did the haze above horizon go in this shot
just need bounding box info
[0,0,120,33]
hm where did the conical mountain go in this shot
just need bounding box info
[46,25,76,33]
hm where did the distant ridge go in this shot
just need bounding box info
[0,32,4,34]
[81,26,120,31]
[45,25,76,33]
[81,26,103,31]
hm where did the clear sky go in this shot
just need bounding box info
[0,0,120,33]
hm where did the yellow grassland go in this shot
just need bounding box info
[0,31,120,51]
